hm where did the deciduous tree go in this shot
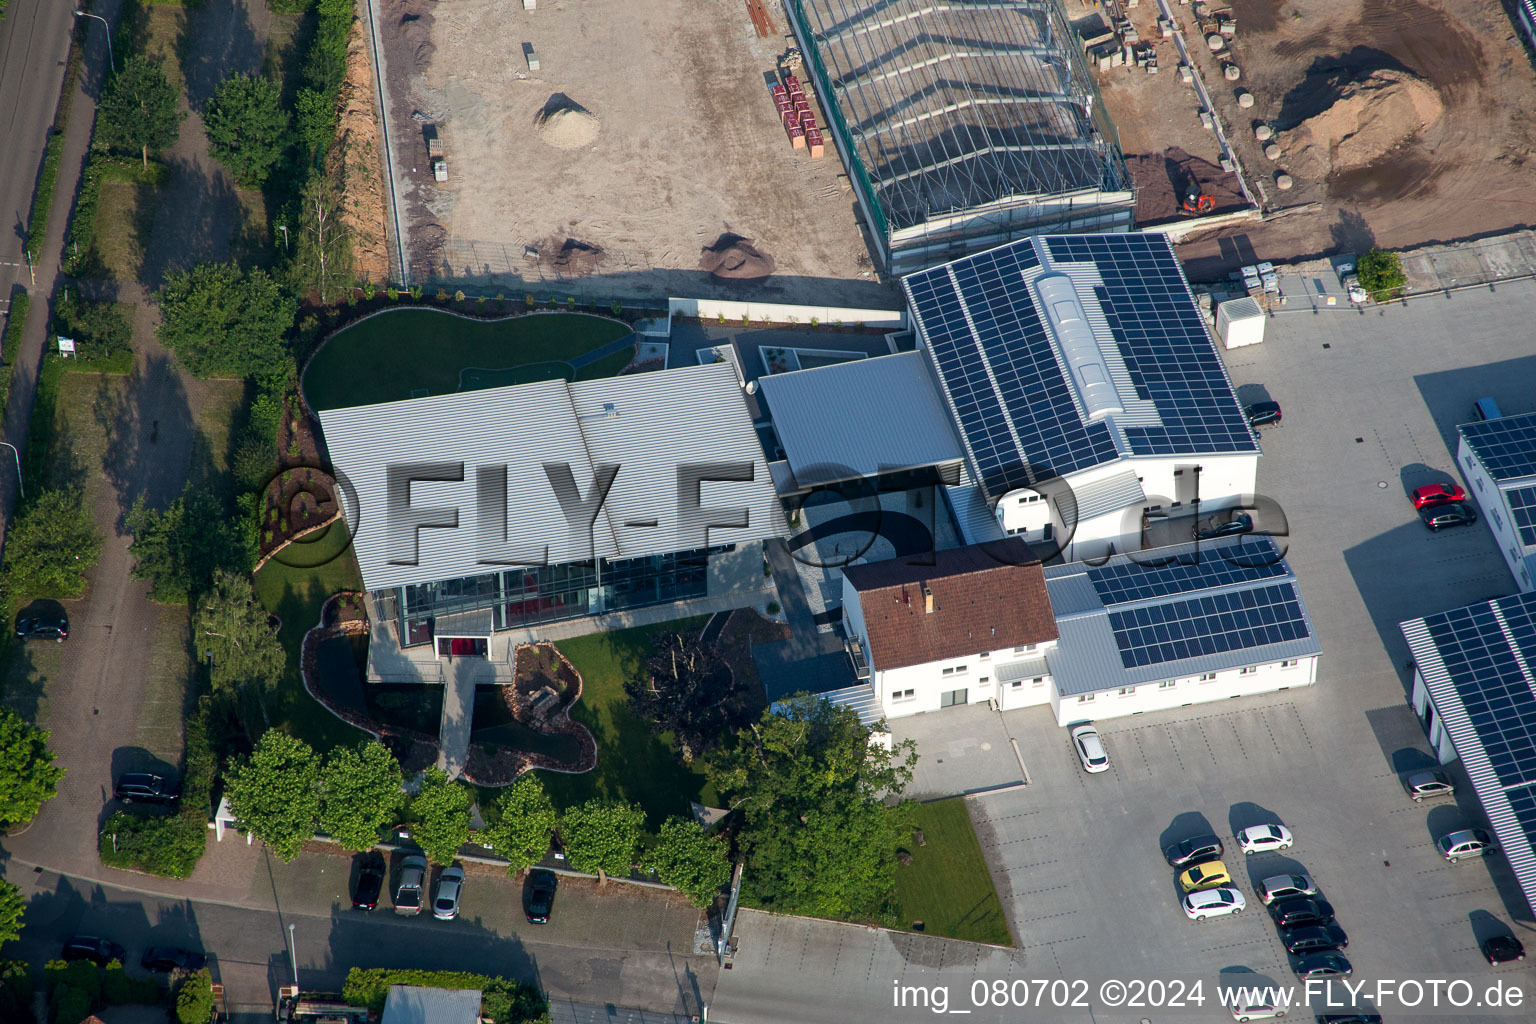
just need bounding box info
[126,486,250,604]
[1357,247,1407,300]
[194,570,284,697]
[320,741,404,851]
[54,295,132,362]
[560,799,644,882]
[225,731,320,861]
[0,708,65,831]
[626,631,737,763]
[0,879,24,945]
[97,54,185,168]
[409,767,473,865]
[483,775,556,873]
[156,261,295,380]
[289,171,356,304]
[651,817,731,907]
[1,487,103,598]
[204,73,290,187]
[175,969,215,1024]
[705,695,918,921]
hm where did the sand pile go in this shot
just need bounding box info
[531,236,605,275]
[392,0,435,74]
[699,235,776,280]
[1279,68,1443,178]
[535,99,601,150]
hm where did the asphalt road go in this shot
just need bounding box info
[0,0,73,282]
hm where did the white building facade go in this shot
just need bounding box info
[1457,414,1536,592]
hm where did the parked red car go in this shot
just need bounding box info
[1411,483,1467,510]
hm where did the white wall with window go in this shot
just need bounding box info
[1047,656,1318,726]
[871,639,1060,717]
[1458,434,1534,593]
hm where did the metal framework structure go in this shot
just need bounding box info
[786,0,1136,274]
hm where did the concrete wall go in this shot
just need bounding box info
[669,296,906,329]
[1050,656,1318,727]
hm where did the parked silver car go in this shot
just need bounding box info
[1405,770,1454,802]
[395,855,428,916]
[433,865,466,921]
[1437,829,1495,863]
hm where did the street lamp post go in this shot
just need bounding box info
[0,443,22,501]
[287,922,298,988]
[72,10,116,73]
[277,224,290,253]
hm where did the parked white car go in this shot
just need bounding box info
[1237,824,1293,855]
[1437,829,1496,863]
[1070,724,1109,774]
[1229,996,1288,1021]
[1257,873,1317,905]
[1183,886,1246,921]
[432,865,465,920]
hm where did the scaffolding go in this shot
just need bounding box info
[785,0,1136,275]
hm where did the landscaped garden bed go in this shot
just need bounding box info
[462,642,596,785]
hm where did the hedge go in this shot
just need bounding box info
[0,291,29,417]
[342,969,548,1024]
[23,130,65,261]
[0,961,32,1021]
[98,696,218,877]
[62,156,168,275]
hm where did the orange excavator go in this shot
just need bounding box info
[1182,188,1216,215]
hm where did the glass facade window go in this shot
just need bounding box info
[385,545,727,646]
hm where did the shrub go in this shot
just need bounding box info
[51,985,91,1024]
[454,290,466,303]
[767,601,780,615]
[102,961,160,1005]
[386,286,399,301]
[1,960,34,1008]
[0,291,28,414]
[44,960,99,1004]
[1357,247,1406,300]
[175,969,214,1024]
[409,285,423,301]
[98,696,217,877]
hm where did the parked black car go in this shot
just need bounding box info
[1163,834,1224,869]
[15,604,68,642]
[113,772,180,804]
[1481,934,1526,964]
[525,869,557,924]
[1195,512,1254,541]
[1281,922,1349,954]
[1245,401,1283,428]
[352,852,386,911]
[140,947,206,973]
[1419,501,1478,531]
[1293,952,1352,979]
[1316,1015,1382,1024]
[62,937,126,966]
[1268,896,1336,928]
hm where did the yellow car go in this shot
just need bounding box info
[1178,860,1232,893]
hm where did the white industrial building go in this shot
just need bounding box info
[1457,412,1536,592]
[837,535,1320,726]
[1401,590,1536,918]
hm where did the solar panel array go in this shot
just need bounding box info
[1423,595,1536,846]
[1087,537,1288,607]
[1107,581,1310,669]
[904,235,1255,499]
[1507,485,1536,547]
[1462,413,1536,481]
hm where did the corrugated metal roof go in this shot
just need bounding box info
[944,484,1007,546]
[758,351,964,487]
[319,362,786,592]
[1401,595,1536,919]
[382,986,480,1024]
[1068,468,1147,523]
[1043,539,1321,696]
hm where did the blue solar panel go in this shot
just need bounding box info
[903,235,1256,501]
[1462,413,1536,481]
[1424,596,1536,793]
[1087,538,1288,606]
[1107,582,1310,669]
[1508,486,1536,547]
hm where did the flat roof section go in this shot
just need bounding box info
[757,350,964,488]
[319,362,786,591]
[1043,537,1320,695]
[1401,590,1536,918]
[903,234,1256,498]
[1461,411,1536,482]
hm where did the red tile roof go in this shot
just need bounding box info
[843,540,1058,672]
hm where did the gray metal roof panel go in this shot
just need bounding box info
[758,351,964,486]
[382,987,481,1024]
[1068,468,1147,523]
[320,363,784,592]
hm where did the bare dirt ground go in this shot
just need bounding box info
[334,20,392,283]
[376,0,894,306]
[1086,6,1251,225]
[1168,0,1536,278]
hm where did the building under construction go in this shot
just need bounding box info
[784,0,1136,275]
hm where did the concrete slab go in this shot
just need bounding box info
[890,703,1026,799]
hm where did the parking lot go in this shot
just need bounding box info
[964,280,1536,1021]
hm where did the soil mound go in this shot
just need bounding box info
[1279,68,1443,179]
[531,236,605,275]
[699,235,776,280]
[535,98,601,150]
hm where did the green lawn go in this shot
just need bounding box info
[252,524,369,752]
[536,617,714,828]
[301,308,633,411]
[893,798,1013,946]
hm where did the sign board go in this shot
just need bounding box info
[57,336,75,356]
